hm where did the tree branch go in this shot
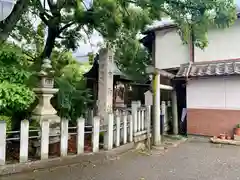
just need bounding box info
[125,0,204,13]
[57,0,66,10]
[59,22,75,32]
[47,0,55,12]
[83,26,94,52]
[39,13,50,26]
[81,0,89,9]
[35,0,53,26]
[0,0,30,43]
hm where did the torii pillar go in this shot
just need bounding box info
[152,71,161,145]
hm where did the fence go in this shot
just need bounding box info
[0,102,151,166]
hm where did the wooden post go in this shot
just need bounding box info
[116,115,121,147]
[146,105,152,150]
[0,121,6,165]
[113,115,116,147]
[77,117,85,154]
[128,115,133,142]
[88,110,94,125]
[41,120,49,160]
[141,109,145,130]
[60,118,69,157]
[20,120,29,163]
[172,90,179,135]
[131,101,139,135]
[153,72,161,145]
[92,116,100,153]
[161,101,166,134]
[137,108,141,131]
[165,101,169,132]
[123,114,127,144]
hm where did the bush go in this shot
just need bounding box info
[0,82,35,113]
[53,77,93,123]
[0,43,35,129]
[52,58,93,123]
[0,116,12,131]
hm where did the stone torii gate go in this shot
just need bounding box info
[146,66,178,146]
[96,48,178,147]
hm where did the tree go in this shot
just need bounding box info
[97,28,150,81]
[2,0,236,65]
[161,0,237,48]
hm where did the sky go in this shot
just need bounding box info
[73,30,102,58]
[72,0,102,58]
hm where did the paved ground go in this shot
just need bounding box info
[2,138,240,180]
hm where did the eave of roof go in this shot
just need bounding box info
[143,12,240,35]
[83,54,131,81]
[142,23,177,35]
[176,59,240,78]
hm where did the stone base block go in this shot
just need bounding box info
[133,133,152,143]
[210,137,240,145]
[234,135,240,141]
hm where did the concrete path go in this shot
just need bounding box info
[2,138,240,180]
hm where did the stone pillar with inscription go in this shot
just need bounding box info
[32,58,60,153]
[97,48,114,124]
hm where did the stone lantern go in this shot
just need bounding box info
[32,58,60,150]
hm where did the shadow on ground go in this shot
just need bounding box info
[2,137,240,180]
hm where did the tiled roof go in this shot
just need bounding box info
[176,60,240,78]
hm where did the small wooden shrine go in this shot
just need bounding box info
[84,53,133,110]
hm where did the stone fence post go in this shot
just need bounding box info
[41,120,49,160]
[104,113,114,150]
[92,116,100,153]
[0,121,6,165]
[20,120,29,163]
[77,117,85,154]
[60,118,69,157]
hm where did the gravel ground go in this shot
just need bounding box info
[2,138,240,180]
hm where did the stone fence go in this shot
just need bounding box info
[0,102,151,166]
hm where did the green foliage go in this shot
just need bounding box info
[39,0,237,52]
[0,116,12,131]
[52,61,92,121]
[0,43,35,116]
[51,51,78,77]
[88,53,94,65]
[51,52,93,122]
[166,0,237,48]
[1,0,237,52]
[54,77,93,122]
[0,82,35,112]
[111,30,150,81]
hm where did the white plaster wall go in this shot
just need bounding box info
[187,77,225,109]
[152,19,240,70]
[187,77,240,110]
[154,29,189,69]
[225,76,240,109]
[195,20,240,62]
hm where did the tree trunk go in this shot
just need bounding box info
[33,27,58,72]
[0,0,30,43]
[41,28,57,59]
